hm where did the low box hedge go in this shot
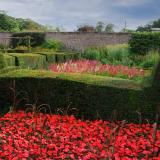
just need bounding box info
[7,53,47,69]
[0,53,16,69]
[4,54,16,67]
[35,52,56,64]
[0,69,156,122]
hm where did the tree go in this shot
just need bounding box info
[105,23,114,33]
[0,12,45,32]
[96,21,105,32]
[20,19,43,31]
[136,18,160,32]
[0,13,20,32]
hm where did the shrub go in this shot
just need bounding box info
[0,69,156,122]
[83,45,134,66]
[140,52,160,69]
[36,52,56,64]
[129,32,160,55]
[8,53,46,69]
[0,53,6,69]
[41,39,64,51]
[3,54,16,67]
[83,47,103,60]
[11,32,45,48]
[0,66,19,74]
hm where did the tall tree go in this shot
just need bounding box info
[96,21,105,32]
[136,18,160,32]
[105,23,114,33]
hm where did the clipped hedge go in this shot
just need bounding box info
[11,32,45,48]
[0,53,6,69]
[8,53,46,69]
[35,51,80,64]
[3,54,16,67]
[0,69,157,122]
[129,32,160,55]
[0,53,15,69]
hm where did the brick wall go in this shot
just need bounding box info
[45,32,131,51]
[0,32,12,47]
[0,32,131,51]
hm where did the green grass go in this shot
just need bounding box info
[0,69,143,90]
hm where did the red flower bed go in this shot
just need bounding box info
[0,111,159,159]
[49,60,145,79]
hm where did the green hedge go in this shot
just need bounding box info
[0,54,16,69]
[0,66,19,74]
[0,53,6,69]
[11,32,45,48]
[0,69,156,122]
[129,32,160,55]
[4,54,16,67]
[35,52,80,64]
[8,53,46,69]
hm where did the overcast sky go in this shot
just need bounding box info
[0,0,159,31]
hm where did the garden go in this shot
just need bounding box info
[0,32,160,159]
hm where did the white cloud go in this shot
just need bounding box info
[0,0,159,31]
[116,0,151,6]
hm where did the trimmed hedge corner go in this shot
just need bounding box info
[0,69,156,122]
[8,53,46,69]
[0,54,16,69]
[4,54,16,67]
[35,51,80,64]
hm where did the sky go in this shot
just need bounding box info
[0,0,159,31]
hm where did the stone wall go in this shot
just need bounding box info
[0,32,131,51]
[0,32,12,47]
[45,32,131,51]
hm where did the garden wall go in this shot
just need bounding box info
[0,32,131,51]
[45,32,131,51]
[0,32,11,46]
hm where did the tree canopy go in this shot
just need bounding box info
[136,18,160,32]
[0,12,44,32]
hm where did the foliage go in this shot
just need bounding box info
[136,18,160,32]
[11,32,45,48]
[8,53,47,69]
[0,43,6,49]
[0,13,20,32]
[96,21,105,32]
[17,18,43,31]
[83,45,134,66]
[129,32,160,55]
[140,52,160,69]
[0,12,44,32]
[0,53,6,69]
[0,111,159,159]
[0,69,156,122]
[41,39,64,51]
[105,23,115,33]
